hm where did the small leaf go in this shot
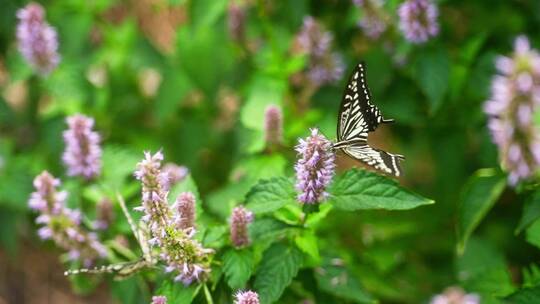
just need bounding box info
[329,169,434,211]
[154,279,201,303]
[526,220,540,249]
[517,191,540,233]
[456,238,514,296]
[457,169,505,253]
[254,243,303,304]
[294,230,320,263]
[222,248,254,289]
[245,178,296,214]
[315,258,376,303]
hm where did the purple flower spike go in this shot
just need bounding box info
[152,296,167,304]
[29,171,107,265]
[398,0,439,44]
[353,0,388,39]
[230,206,254,248]
[296,17,344,86]
[16,2,60,75]
[295,128,335,204]
[134,151,213,285]
[264,105,283,147]
[161,163,189,191]
[62,114,102,179]
[234,290,260,304]
[172,192,196,230]
[484,35,540,185]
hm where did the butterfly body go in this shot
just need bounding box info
[334,62,404,177]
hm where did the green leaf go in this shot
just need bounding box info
[245,178,296,214]
[328,169,434,211]
[240,76,286,131]
[415,48,450,113]
[254,243,303,304]
[457,169,505,253]
[249,217,293,241]
[525,220,540,249]
[101,146,140,192]
[457,238,514,296]
[315,257,376,303]
[517,191,540,233]
[222,248,254,289]
[505,285,540,303]
[294,230,320,263]
[155,279,201,303]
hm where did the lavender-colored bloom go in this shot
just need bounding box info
[172,192,196,230]
[430,287,480,304]
[296,17,344,86]
[162,163,189,191]
[234,290,260,304]
[134,151,213,285]
[229,206,254,248]
[29,171,107,266]
[62,114,102,179]
[16,2,60,75]
[295,128,335,204]
[228,0,246,42]
[151,295,167,304]
[398,0,439,44]
[484,36,540,185]
[353,0,388,39]
[264,105,283,147]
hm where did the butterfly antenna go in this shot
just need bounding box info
[382,118,394,124]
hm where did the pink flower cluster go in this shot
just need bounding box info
[134,151,213,285]
[28,171,107,266]
[62,114,102,180]
[484,36,540,185]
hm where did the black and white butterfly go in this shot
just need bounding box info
[64,193,156,279]
[333,62,404,177]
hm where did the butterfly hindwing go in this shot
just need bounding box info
[343,144,404,177]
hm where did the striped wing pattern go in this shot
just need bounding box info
[336,62,403,177]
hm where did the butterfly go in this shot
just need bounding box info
[333,62,404,177]
[64,193,156,279]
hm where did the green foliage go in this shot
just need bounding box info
[457,169,506,253]
[3,0,540,303]
[254,243,303,304]
[222,248,254,290]
[329,169,434,211]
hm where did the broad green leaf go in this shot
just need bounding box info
[245,178,296,214]
[315,257,376,303]
[457,238,514,296]
[254,243,303,304]
[415,48,450,113]
[249,217,293,241]
[329,169,434,211]
[517,191,540,233]
[155,279,201,303]
[505,285,540,303]
[457,169,505,253]
[294,230,320,263]
[222,248,254,289]
[525,220,540,249]
[155,67,193,122]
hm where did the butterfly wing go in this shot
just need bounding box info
[337,62,390,142]
[343,143,404,177]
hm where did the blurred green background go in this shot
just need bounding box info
[2,0,540,303]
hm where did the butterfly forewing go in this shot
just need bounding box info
[337,62,388,142]
[336,62,403,177]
